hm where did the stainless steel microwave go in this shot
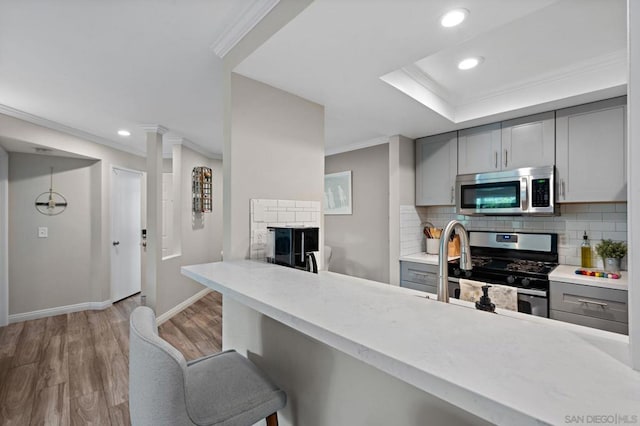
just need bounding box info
[456,166,556,216]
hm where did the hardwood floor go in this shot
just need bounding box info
[0,291,222,425]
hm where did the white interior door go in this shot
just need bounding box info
[111,167,142,303]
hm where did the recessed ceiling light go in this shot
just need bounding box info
[441,8,468,27]
[117,129,131,137]
[458,57,483,70]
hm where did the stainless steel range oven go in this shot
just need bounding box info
[447,231,558,317]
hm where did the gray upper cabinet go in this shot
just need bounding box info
[457,123,501,175]
[458,115,555,175]
[556,97,627,203]
[416,132,457,206]
[501,111,555,170]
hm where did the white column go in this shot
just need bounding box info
[628,0,640,371]
[142,125,167,311]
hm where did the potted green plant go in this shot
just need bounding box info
[595,239,627,273]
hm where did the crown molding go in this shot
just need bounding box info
[458,49,628,107]
[325,136,389,157]
[0,103,145,157]
[210,0,280,58]
[402,64,454,105]
[165,135,222,160]
[140,124,169,135]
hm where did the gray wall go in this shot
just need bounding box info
[325,143,390,283]
[1,113,222,319]
[225,73,325,259]
[156,146,223,316]
[8,153,98,314]
[0,113,146,310]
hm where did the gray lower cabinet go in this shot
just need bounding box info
[550,280,628,334]
[400,261,437,294]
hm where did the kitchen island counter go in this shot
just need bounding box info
[182,260,639,425]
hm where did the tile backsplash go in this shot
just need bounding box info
[400,203,627,267]
[249,199,321,260]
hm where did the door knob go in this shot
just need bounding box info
[112,241,120,246]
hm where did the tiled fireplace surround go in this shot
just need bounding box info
[401,203,628,268]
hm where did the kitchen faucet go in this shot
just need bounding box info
[437,220,472,302]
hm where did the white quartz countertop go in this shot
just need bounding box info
[182,260,640,425]
[550,264,629,290]
[399,252,459,265]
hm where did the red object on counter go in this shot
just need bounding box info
[574,269,620,279]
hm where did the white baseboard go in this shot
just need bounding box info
[8,300,112,324]
[156,288,212,325]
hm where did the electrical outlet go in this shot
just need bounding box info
[38,227,48,238]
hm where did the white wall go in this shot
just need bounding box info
[225,73,325,260]
[0,146,8,326]
[389,135,415,285]
[156,145,223,316]
[8,153,97,314]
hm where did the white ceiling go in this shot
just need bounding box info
[0,0,258,157]
[236,0,627,154]
[0,0,629,158]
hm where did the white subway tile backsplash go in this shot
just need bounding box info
[278,211,295,222]
[602,231,627,240]
[399,203,628,267]
[604,213,627,221]
[589,203,617,213]
[589,222,615,231]
[250,199,321,261]
[576,212,603,221]
[296,211,312,222]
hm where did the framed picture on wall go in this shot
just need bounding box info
[324,171,352,215]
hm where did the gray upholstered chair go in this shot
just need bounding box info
[129,306,286,426]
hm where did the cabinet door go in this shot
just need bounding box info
[457,123,502,174]
[556,97,626,203]
[501,111,555,170]
[416,132,457,206]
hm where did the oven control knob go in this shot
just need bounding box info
[453,268,461,277]
[506,275,516,284]
[522,278,531,287]
[464,270,472,278]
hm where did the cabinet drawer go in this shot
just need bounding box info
[550,281,628,324]
[550,310,628,335]
[400,280,436,295]
[400,261,437,286]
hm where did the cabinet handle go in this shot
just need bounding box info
[561,179,566,198]
[494,151,498,169]
[578,298,608,308]
[504,149,508,168]
[450,186,454,203]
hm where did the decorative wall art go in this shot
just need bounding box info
[35,167,68,216]
[192,166,212,213]
[324,171,352,215]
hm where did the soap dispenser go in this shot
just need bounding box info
[475,285,496,313]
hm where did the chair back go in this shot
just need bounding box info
[129,306,193,425]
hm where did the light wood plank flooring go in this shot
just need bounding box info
[0,291,222,425]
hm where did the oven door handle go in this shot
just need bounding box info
[517,288,547,297]
[520,177,528,211]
